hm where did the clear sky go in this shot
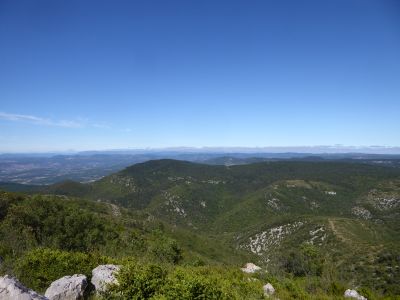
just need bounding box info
[0,0,399,152]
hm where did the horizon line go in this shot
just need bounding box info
[1,145,400,155]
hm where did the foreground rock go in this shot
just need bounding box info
[91,264,120,293]
[45,274,87,300]
[240,263,261,273]
[0,275,47,300]
[263,283,275,296]
[344,289,367,300]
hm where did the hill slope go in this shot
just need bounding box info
[1,159,400,298]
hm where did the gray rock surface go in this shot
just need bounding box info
[344,289,367,300]
[240,263,261,273]
[0,275,47,300]
[263,283,275,296]
[44,274,87,300]
[91,264,120,292]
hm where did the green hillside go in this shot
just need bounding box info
[1,159,400,298]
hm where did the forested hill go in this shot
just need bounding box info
[1,159,400,298]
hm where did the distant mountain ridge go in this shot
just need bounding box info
[3,145,400,156]
[1,151,400,185]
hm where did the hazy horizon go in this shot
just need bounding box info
[2,145,400,155]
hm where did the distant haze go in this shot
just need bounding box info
[2,146,400,155]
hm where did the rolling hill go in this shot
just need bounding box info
[1,159,400,298]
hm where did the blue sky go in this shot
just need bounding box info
[0,0,399,152]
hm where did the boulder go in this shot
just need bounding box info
[91,264,120,293]
[344,289,367,300]
[240,263,261,273]
[263,283,275,296]
[0,275,47,300]
[44,274,87,300]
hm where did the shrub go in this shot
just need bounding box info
[108,263,263,300]
[148,232,182,264]
[109,261,167,299]
[1,196,120,253]
[326,280,346,296]
[161,266,263,300]
[282,244,324,277]
[280,278,309,299]
[14,248,112,292]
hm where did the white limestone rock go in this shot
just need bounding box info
[44,274,87,300]
[240,221,304,257]
[263,283,275,296]
[325,191,337,195]
[351,206,372,220]
[240,263,261,273]
[344,289,367,300]
[0,275,47,300]
[91,264,120,293]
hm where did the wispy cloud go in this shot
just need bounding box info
[92,122,111,129]
[0,112,106,129]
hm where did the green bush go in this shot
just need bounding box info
[326,280,346,296]
[357,287,378,300]
[1,196,120,253]
[108,263,264,300]
[109,261,167,299]
[147,231,182,264]
[14,248,112,292]
[0,191,21,220]
[278,278,309,299]
[282,244,324,277]
[161,266,263,300]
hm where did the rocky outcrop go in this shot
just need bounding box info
[344,289,367,300]
[91,264,120,293]
[44,274,87,300]
[240,263,261,273]
[263,283,275,296]
[0,275,47,300]
[240,222,304,257]
[351,206,372,220]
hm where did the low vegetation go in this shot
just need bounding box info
[1,160,400,299]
